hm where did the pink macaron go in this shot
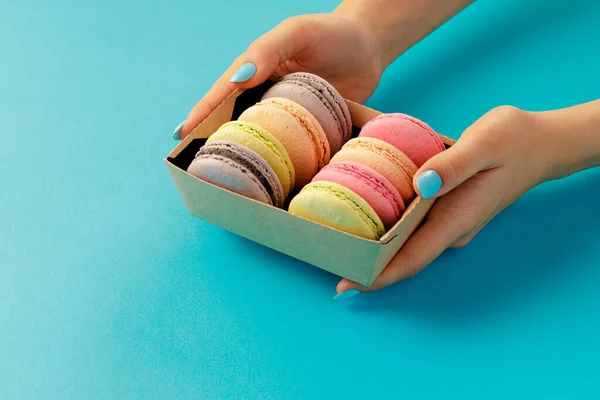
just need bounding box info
[359,113,445,167]
[311,161,405,230]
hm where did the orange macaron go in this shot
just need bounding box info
[238,97,331,190]
[330,137,418,202]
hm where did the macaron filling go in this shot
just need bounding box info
[345,138,415,185]
[193,154,273,205]
[280,78,347,144]
[217,121,294,193]
[197,141,283,207]
[359,113,446,167]
[325,162,404,219]
[282,73,352,141]
[258,99,329,169]
[303,182,385,239]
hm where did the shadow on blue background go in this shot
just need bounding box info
[351,171,600,319]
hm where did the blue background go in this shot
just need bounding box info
[1,0,599,398]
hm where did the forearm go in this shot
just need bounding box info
[537,99,600,180]
[334,0,475,68]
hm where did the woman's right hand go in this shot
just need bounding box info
[173,11,385,139]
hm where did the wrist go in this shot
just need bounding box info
[332,3,388,70]
[334,0,475,69]
[332,1,418,69]
[534,100,600,181]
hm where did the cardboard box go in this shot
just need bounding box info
[165,81,455,286]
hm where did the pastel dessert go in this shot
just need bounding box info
[312,162,405,230]
[238,98,330,189]
[330,137,418,202]
[359,113,445,167]
[288,181,385,240]
[262,72,352,154]
[187,140,284,207]
[207,121,295,198]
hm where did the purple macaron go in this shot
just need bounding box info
[187,140,284,207]
[262,72,352,154]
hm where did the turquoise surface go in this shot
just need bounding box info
[1,0,599,398]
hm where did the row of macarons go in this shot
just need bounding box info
[188,72,353,207]
[289,113,446,240]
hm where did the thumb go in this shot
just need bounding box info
[177,17,313,139]
[413,134,499,199]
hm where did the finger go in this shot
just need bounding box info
[177,18,313,139]
[178,56,248,138]
[449,219,486,249]
[336,202,465,295]
[450,199,504,248]
[413,130,502,199]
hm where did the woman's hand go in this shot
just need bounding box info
[174,12,384,139]
[336,106,558,298]
[172,0,476,139]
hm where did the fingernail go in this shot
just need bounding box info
[416,170,442,199]
[172,120,186,141]
[230,63,257,83]
[333,289,361,301]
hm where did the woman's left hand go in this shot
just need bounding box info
[336,105,557,298]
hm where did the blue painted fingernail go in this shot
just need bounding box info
[416,170,442,199]
[172,120,186,140]
[230,63,257,83]
[333,289,360,301]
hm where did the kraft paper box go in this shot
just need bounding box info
[165,81,455,286]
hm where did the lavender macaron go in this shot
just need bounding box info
[262,72,352,154]
[187,140,284,208]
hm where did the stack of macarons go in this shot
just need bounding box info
[288,113,445,240]
[186,72,352,207]
[188,137,287,207]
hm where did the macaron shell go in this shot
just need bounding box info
[282,73,352,142]
[262,81,344,154]
[312,162,405,230]
[238,98,330,189]
[288,181,385,240]
[261,97,331,168]
[330,137,418,202]
[187,154,272,205]
[196,140,284,208]
[207,121,295,197]
[360,113,445,167]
